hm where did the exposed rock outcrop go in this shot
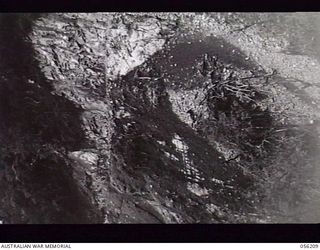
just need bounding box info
[0,13,320,223]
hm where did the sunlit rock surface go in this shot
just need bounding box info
[0,13,320,223]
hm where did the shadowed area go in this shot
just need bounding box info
[0,14,103,223]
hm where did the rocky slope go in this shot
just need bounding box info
[0,13,319,223]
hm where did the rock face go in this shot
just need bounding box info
[1,13,320,223]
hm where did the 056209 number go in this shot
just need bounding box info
[300,244,319,248]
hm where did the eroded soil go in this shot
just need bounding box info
[0,13,319,223]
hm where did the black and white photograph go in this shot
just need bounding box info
[0,12,320,225]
